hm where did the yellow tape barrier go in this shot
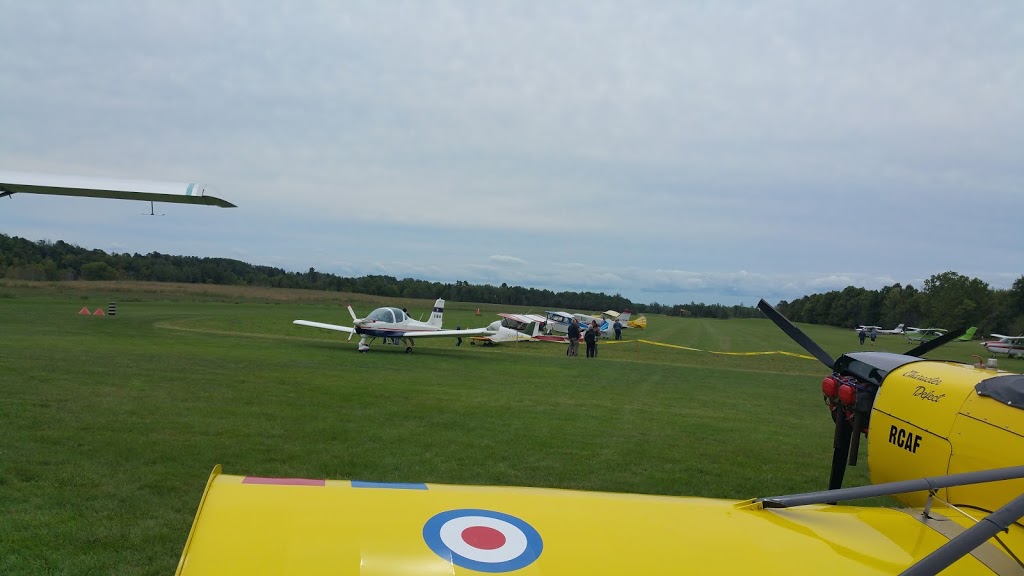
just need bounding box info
[603,339,816,361]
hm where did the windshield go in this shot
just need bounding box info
[366,307,406,323]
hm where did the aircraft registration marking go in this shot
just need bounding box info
[888,425,923,453]
[423,509,543,573]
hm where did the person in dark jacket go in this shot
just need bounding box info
[566,319,581,356]
[584,320,600,358]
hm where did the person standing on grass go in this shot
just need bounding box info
[613,319,622,340]
[869,327,877,346]
[858,327,866,345]
[566,318,581,356]
[584,320,600,358]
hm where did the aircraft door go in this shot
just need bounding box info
[945,377,1024,513]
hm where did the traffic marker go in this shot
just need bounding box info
[79,307,91,315]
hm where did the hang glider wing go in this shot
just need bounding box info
[177,466,1014,575]
[0,170,236,207]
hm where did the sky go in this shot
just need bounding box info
[1,1,1021,306]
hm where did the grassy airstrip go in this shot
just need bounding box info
[2,280,1020,575]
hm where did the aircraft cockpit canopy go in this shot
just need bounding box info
[366,307,407,323]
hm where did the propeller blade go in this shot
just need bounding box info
[905,326,968,358]
[346,305,360,342]
[829,415,853,490]
[757,299,835,369]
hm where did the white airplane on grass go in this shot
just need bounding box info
[0,170,236,208]
[982,334,1024,358]
[853,323,905,335]
[293,298,492,353]
[470,313,548,345]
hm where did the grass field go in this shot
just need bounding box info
[2,280,1020,575]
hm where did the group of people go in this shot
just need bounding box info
[566,318,617,358]
[858,326,878,345]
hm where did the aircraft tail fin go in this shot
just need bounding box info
[957,326,978,341]
[428,299,445,328]
[618,309,632,322]
[628,315,647,330]
[894,323,905,333]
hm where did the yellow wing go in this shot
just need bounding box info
[176,467,1018,575]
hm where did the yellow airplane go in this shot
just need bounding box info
[176,300,1024,575]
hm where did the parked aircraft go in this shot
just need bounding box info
[572,312,611,336]
[904,326,978,343]
[293,299,492,353]
[982,334,1024,358]
[175,301,1024,574]
[904,326,948,343]
[600,309,647,330]
[541,311,577,334]
[0,170,236,208]
[470,313,548,345]
[853,323,905,335]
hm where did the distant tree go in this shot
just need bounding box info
[80,261,119,281]
[921,271,991,329]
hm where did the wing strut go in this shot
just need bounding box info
[900,491,1024,576]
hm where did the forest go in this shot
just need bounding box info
[1,234,1021,333]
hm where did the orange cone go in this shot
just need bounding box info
[476,308,481,315]
[79,307,91,315]
[93,308,105,316]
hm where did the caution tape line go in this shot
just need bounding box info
[612,339,816,361]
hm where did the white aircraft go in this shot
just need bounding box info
[470,313,548,345]
[293,298,492,353]
[541,311,577,335]
[853,323,905,335]
[0,170,236,208]
[981,334,1024,358]
[904,326,947,343]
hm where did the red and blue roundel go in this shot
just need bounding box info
[422,509,543,572]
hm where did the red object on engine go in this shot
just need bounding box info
[822,376,839,399]
[838,383,857,406]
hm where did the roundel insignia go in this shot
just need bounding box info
[423,509,543,572]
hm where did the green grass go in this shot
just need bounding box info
[1,280,1020,575]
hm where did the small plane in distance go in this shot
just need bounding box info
[853,323,905,335]
[470,313,548,345]
[293,299,492,353]
[0,170,236,208]
[903,326,947,343]
[982,334,1024,358]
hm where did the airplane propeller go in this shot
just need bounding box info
[346,305,361,342]
[758,299,972,492]
[757,299,853,490]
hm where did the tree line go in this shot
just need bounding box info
[2,235,1019,331]
[776,272,1024,336]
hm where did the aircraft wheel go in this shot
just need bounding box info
[406,347,413,354]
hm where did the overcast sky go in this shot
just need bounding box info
[1,1,1021,306]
